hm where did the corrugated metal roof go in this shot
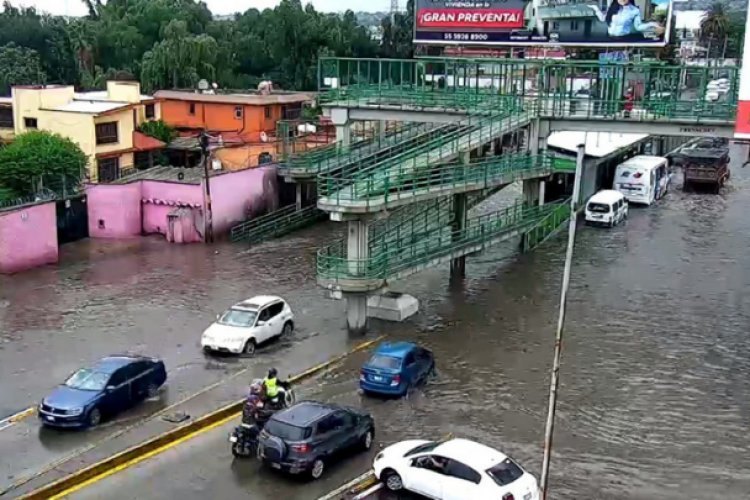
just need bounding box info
[547,131,648,158]
[46,100,130,114]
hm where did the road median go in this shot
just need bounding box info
[19,336,383,500]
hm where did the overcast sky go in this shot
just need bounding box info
[9,0,394,16]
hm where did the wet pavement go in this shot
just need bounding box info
[3,146,750,499]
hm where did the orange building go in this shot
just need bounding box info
[153,90,314,143]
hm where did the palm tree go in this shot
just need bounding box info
[700,3,730,58]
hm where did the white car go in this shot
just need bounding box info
[200,296,294,355]
[373,438,540,500]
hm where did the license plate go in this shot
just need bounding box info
[372,375,383,382]
[592,215,602,219]
[270,463,281,469]
[45,416,56,422]
[229,436,238,443]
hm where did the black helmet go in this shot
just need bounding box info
[268,367,278,378]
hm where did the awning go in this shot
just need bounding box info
[133,131,166,151]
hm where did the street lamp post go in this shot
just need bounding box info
[540,143,585,499]
[200,131,214,243]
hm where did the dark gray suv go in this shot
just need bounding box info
[257,400,375,479]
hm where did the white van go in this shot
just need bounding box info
[613,155,670,205]
[585,190,628,227]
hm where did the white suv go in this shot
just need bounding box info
[201,296,294,355]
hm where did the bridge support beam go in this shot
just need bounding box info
[450,193,468,279]
[336,124,351,147]
[295,183,303,211]
[345,218,369,334]
[523,179,542,206]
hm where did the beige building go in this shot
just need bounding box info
[0,97,12,143]
[10,81,162,182]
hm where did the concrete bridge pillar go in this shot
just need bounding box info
[345,218,369,334]
[376,120,387,143]
[450,193,468,280]
[539,180,546,206]
[295,183,303,210]
[330,108,351,148]
[523,179,541,206]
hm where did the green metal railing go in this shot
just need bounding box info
[318,57,739,123]
[230,204,326,244]
[522,201,571,252]
[319,152,554,207]
[317,202,561,283]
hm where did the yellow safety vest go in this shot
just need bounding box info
[264,377,279,398]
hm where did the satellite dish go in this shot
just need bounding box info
[198,79,209,91]
[260,131,268,142]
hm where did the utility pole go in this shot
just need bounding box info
[540,143,584,499]
[200,130,214,243]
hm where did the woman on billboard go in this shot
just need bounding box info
[588,0,666,39]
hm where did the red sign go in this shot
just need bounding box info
[416,9,524,29]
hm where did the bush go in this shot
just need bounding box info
[139,120,177,145]
[0,131,87,197]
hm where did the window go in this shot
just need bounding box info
[97,157,120,183]
[65,369,109,391]
[486,458,524,487]
[265,419,311,440]
[188,102,196,115]
[404,352,416,366]
[267,302,284,318]
[570,20,579,31]
[552,22,560,31]
[587,202,610,213]
[108,369,128,387]
[444,459,482,484]
[331,411,354,429]
[0,108,13,128]
[405,441,439,457]
[366,354,401,370]
[24,117,38,129]
[145,104,155,119]
[218,308,257,327]
[264,106,271,119]
[95,122,119,145]
[234,106,243,120]
[315,415,337,434]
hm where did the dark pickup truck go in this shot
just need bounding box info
[672,146,730,193]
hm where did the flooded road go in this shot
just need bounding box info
[3,146,750,499]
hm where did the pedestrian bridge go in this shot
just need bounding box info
[318,57,737,137]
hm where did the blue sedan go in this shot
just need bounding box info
[359,342,435,397]
[39,355,167,428]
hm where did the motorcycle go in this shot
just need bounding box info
[229,381,296,458]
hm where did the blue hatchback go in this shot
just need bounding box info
[359,342,434,397]
[39,355,167,429]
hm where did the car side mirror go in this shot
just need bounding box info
[216,314,220,320]
[257,320,266,326]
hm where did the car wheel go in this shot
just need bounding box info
[243,339,257,355]
[382,469,403,491]
[281,321,293,337]
[361,428,373,451]
[309,458,325,480]
[146,383,159,399]
[87,407,101,428]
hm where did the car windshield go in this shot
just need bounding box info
[587,202,611,213]
[265,419,311,441]
[218,308,257,327]
[65,369,110,391]
[404,441,439,457]
[366,354,402,370]
[486,458,524,486]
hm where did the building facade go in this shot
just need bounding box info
[10,81,162,182]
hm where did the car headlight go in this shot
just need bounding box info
[68,407,84,416]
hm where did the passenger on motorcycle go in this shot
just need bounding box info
[262,368,292,410]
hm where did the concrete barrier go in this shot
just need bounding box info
[19,336,383,500]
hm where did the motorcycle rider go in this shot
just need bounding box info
[263,368,284,409]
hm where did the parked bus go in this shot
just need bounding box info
[613,155,670,205]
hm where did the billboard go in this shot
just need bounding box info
[414,0,673,47]
[735,1,750,139]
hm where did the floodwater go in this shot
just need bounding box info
[3,146,750,499]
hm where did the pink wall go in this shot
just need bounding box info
[87,183,143,238]
[141,182,203,236]
[0,202,58,273]
[209,166,278,234]
[86,166,277,243]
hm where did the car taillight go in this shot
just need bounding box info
[502,494,515,500]
[390,374,401,387]
[291,443,310,453]
[633,172,642,179]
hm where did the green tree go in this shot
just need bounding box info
[380,0,414,59]
[139,119,176,144]
[140,19,218,91]
[0,131,87,197]
[0,43,47,95]
[700,2,730,57]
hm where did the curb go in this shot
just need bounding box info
[19,336,383,500]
